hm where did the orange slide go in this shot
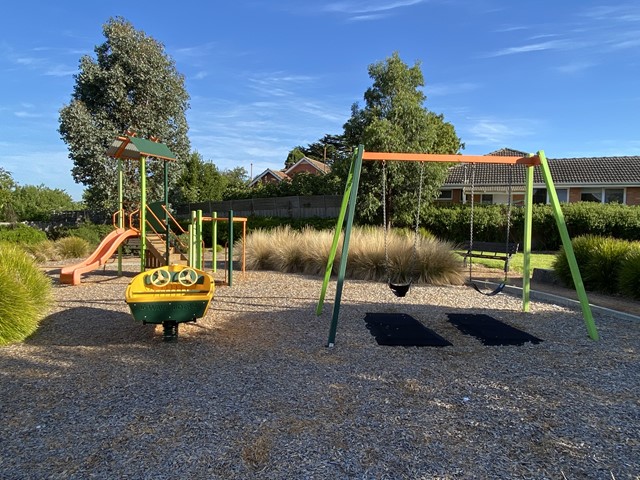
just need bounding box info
[59,228,140,286]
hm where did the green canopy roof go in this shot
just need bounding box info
[106,136,177,161]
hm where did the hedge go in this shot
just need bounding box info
[421,202,640,250]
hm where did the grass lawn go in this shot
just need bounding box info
[454,251,556,275]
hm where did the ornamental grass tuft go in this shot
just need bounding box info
[55,236,90,259]
[0,243,53,345]
[241,226,463,285]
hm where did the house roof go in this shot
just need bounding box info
[248,168,289,187]
[443,150,640,187]
[284,156,330,175]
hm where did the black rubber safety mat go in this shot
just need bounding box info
[364,313,452,347]
[447,313,543,346]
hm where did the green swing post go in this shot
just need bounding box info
[316,149,357,315]
[326,145,364,347]
[228,210,234,287]
[522,161,534,312]
[538,150,599,340]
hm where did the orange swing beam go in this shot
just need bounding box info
[361,151,541,166]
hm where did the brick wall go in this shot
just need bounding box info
[569,188,582,203]
[626,187,640,206]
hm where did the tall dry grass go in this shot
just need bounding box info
[240,226,464,285]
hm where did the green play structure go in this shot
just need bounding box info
[317,145,599,347]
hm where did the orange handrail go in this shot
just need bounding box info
[144,205,187,253]
[112,209,140,232]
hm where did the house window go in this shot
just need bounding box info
[581,188,602,203]
[532,188,568,204]
[604,189,624,204]
[438,190,452,200]
[581,188,625,204]
[480,194,493,205]
[556,189,568,203]
[533,188,547,204]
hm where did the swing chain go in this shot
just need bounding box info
[503,164,514,276]
[382,160,389,282]
[410,161,426,272]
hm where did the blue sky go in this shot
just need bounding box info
[2,1,639,200]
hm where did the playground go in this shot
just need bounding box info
[4,141,637,477]
[1,260,638,479]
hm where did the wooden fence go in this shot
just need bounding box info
[49,195,344,225]
[173,195,343,219]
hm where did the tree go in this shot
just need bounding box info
[175,152,227,203]
[342,52,463,225]
[221,167,251,199]
[0,168,17,222]
[285,148,306,169]
[11,185,78,221]
[301,134,351,166]
[59,17,190,213]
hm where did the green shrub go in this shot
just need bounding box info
[618,246,640,300]
[0,224,47,244]
[0,244,53,345]
[553,235,605,289]
[21,240,59,263]
[63,224,114,247]
[422,202,640,250]
[55,236,90,259]
[553,235,638,295]
[583,237,631,294]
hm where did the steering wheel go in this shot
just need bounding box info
[149,269,171,287]
[177,268,198,286]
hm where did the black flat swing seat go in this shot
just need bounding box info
[389,281,411,297]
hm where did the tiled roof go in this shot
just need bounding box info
[444,152,640,186]
[248,168,289,187]
[284,156,330,175]
[485,147,530,157]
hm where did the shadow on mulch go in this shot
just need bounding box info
[28,307,155,346]
[447,313,543,346]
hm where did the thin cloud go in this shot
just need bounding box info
[14,111,43,118]
[323,0,425,14]
[582,5,640,23]
[484,39,582,57]
[464,118,537,147]
[555,61,595,74]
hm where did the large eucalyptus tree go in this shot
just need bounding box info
[59,17,190,212]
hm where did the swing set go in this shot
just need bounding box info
[316,145,599,347]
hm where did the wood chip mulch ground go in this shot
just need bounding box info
[1,261,638,479]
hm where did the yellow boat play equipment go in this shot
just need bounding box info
[125,264,214,341]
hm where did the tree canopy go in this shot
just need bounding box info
[59,17,190,213]
[0,168,79,221]
[342,52,463,226]
[175,152,228,203]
